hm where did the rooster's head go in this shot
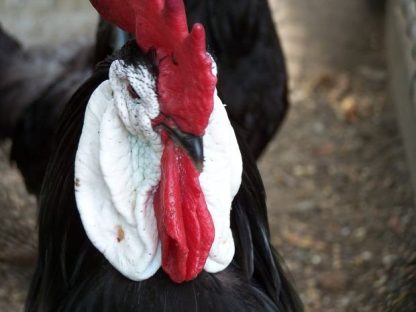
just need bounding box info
[75,0,242,283]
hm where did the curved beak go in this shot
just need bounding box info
[162,125,204,172]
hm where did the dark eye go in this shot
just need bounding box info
[127,84,140,100]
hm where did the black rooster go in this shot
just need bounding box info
[26,0,301,311]
[26,45,301,312]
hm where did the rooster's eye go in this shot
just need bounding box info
[127,84,140,100]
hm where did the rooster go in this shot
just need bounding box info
[26,0,301,311]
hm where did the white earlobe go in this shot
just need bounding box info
[75,80,162,281]
[201,91,243,272]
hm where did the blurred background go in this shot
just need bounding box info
[0,0,415,311]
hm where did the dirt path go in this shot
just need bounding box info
[0,0,415,311]
[262,1,416,311]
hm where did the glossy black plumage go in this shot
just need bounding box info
[25,46,302,311]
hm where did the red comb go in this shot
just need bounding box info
[90,0,216,135]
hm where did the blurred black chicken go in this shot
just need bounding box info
[0,25,93,195]
[0,0,288,197]
[0,22,132,195]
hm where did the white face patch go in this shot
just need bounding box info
[75,62,163,281]
[109,60,159,138]
[75,58,242,282]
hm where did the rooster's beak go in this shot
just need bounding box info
[162,125,204,172]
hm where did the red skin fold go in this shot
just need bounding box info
[154,135,214,283]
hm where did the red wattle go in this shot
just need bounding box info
[154,136,214,283]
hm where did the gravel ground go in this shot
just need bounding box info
[0,0,415,311]
[264,1,416,311]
